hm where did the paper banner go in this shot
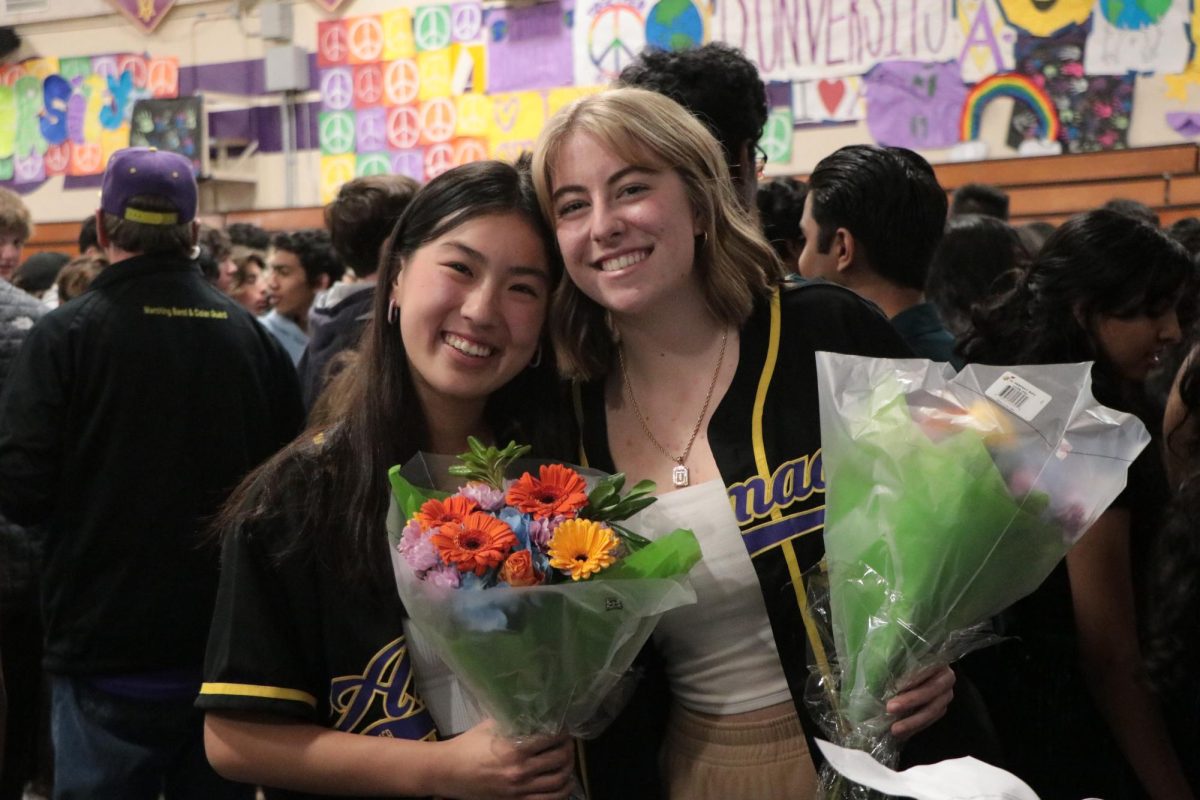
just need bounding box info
[386,105,421,149]
[645,0,709,50]
[713,0,959,81]
[957,0,1017,82]
[451,2,486,43]
[317,21,350,68]
[451,44,487,94]
[865,61,968,149]
[487,4,574,93]
[146,58,179,98]
[320,68,354,111]
[353,64,385,108]
[320,154,356,203]
[996,0,1092,36]
[418,49,454,100]
[487,91,545,150]
[452,137,489,166]
[383,59,420,106]
[382,9,418,59]
[1012,28,1134,151]
[392,149,425,181]
[346,16,386,65]
[319,110,357,155]
[1166,111,1200,137]
[424,141,456,177]
[0,86,13,158]
[455,93,492,137]
[574,0,648,86]
[356,152,393,177]
[793,77,866,122]
[1084,0,1190,76]
[23,58,60,81]
[758,107,794,164]
[106,0,177,34]
[414,6,454,52]
[419,97,458,144]
[355,107,388,152]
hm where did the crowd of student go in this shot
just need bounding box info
[0,40,1198,800]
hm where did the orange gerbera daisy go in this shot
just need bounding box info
[506,464,589,519]
[547,519,618,581]
[432,511,517,576]
[414,495,478,531]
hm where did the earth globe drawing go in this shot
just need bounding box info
[645,0,705,51]
[1099,0,1171,29]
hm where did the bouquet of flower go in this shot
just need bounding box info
[388,439,700,739]
[805,353,1150,797]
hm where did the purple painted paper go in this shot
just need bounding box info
[356,108,388,152]
[319,68,354,111]
[864,61,967,149]
[1167,112,1200,138]
[392,150,426,181]
[486,4,572,93]
[12,153,46,185]
[766,81,792,109]
[107,0,177,33]
[452,3,485,42]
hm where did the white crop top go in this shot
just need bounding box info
[631,480,792,715]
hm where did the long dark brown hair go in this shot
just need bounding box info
[212,161,576,595]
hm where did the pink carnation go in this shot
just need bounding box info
[528,514,567,548]
[424,562,462,589]
[459,482,506,512]
[398,519,439,572]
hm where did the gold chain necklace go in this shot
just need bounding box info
[617,328,729,488]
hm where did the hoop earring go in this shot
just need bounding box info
[529,343,543,369]
[189,245,201,260]
[387,297,399,325]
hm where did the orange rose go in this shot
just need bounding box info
[499,549,540,587]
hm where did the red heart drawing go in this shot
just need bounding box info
[817,79,845,114]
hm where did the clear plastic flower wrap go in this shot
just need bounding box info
[386,441,701,740]
[805,353,1150,798]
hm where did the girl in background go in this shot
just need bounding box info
[959,208,1194,799]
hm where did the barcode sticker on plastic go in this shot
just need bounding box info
[985,372,1052,422]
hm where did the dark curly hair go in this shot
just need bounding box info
[324,175,420,278]
[618,43,767,186]
[927,214,1029,336]
[270,228,344,286]
[756,177,808,265]
[959,209,1192,389]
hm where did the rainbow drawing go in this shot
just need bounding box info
[960,73,1061,143]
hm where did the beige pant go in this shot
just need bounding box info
[660,702,818,799]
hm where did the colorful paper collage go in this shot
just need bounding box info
[1010,28,1134,151]
[0,54,179,186]
[302,0,1189,196]
[318,8,605,200]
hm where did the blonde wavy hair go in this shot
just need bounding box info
[532,87,784,381]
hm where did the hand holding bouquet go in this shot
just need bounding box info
[388,439,700,738]
[807,354,1149,796]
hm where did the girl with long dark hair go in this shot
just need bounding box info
[197,161,578,800]
[959,208,1194,799]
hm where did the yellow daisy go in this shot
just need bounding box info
[547,519,619,581]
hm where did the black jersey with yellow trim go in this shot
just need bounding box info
[576,281,911,798]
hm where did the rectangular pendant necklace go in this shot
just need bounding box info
[672,463,690,488]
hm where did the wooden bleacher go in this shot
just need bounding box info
[931,143,1200,226]
[22,143,1200,257]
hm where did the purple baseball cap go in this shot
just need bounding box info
[100,147,198,225]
